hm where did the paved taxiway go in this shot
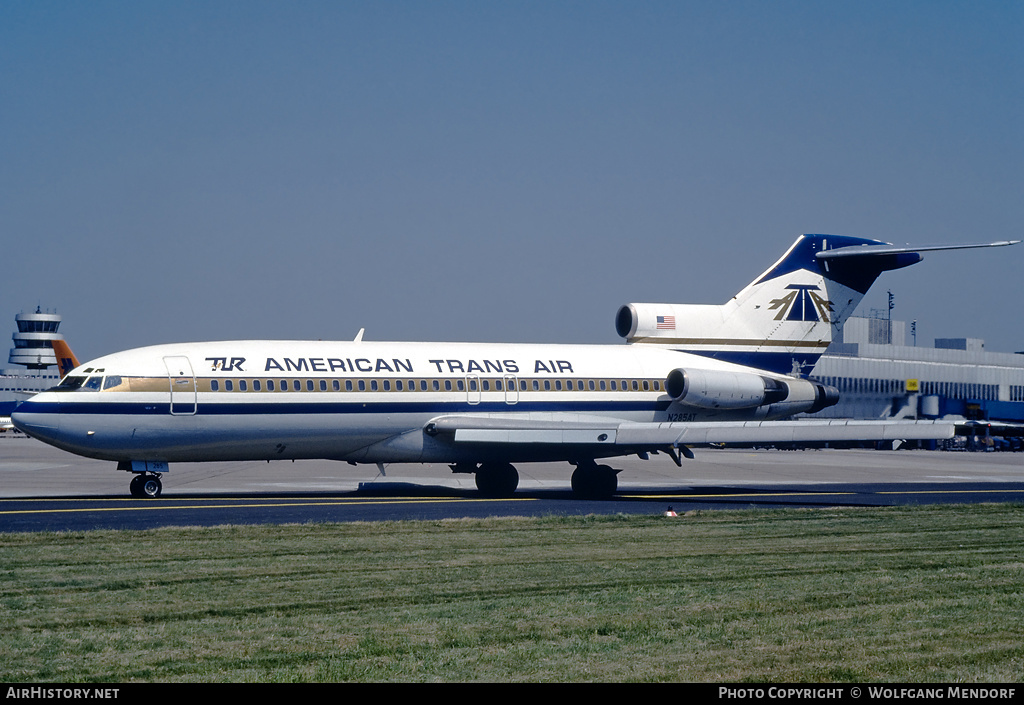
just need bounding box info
[1,434,1022,531]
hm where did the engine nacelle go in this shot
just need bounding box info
[666,368,788,410]
[665,368,840,414]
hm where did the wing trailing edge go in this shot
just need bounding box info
[426,415,956,448]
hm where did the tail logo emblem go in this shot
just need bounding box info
[768,284,833,322]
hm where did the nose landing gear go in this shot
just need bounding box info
[117,460,168,498]
[129,473,163,498]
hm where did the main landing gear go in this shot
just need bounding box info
[473,462,519,498]
[452,460,620,500]
[129,473,163,498]
[570,461,619,500]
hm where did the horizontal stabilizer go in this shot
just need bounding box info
[817,240,1019,260]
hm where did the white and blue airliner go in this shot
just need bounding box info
[13,234,1016,498]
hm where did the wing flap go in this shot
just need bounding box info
[617,419,955,445]
[428,415,956,448]
[454,428,618,445]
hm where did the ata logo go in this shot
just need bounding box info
[768,284,833,322]
[206,357,246,372]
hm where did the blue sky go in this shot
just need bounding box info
[2,1,1021,363]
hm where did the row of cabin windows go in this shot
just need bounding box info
[208,377,665,393]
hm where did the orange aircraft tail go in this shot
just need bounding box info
[50,339,81,379]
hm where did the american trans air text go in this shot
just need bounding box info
[207,357,575,375]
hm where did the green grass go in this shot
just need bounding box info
[1,505,1022,682]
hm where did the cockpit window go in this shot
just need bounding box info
[102,375,124,391]
[82,376,103,391]
[56,376,87,391]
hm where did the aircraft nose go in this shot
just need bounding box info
[11,399,62,442]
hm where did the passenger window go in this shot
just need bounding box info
[293,380,301,391]
[346,380,353,391]
[306,380,315,392]
[383,380,390,391]
[211,380,220,392]
[267,380,275,391]
[358,380,366,391]
[253,380,261,391]
[320,380,327,391]
[371,380,379,391]
[333,380,340,391]
[239,380,248,391]
[225,380,234,391]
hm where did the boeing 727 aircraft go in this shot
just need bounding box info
[12,234,1017,498]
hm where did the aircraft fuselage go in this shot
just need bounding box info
[12,340,824,465]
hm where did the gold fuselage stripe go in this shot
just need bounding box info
[84,376,673,395]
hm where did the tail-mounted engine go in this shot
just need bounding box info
[665,368,839,414]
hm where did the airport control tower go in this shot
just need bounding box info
[8,307,64,370]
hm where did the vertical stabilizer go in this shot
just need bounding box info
[51,340,81,379]
[615,234,1017,376]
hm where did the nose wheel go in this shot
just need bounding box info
[129,473,163,498]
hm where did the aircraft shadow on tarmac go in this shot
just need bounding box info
[351,481,879,504]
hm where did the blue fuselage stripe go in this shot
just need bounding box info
[18,399,673,416]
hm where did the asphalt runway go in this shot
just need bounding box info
[1,434,1022,532]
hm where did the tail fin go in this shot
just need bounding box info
[50,339,81,379]
[616,234,1018,376]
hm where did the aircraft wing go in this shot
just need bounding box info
[425,415,956,448]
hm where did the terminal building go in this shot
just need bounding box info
[807,315,1024,431]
